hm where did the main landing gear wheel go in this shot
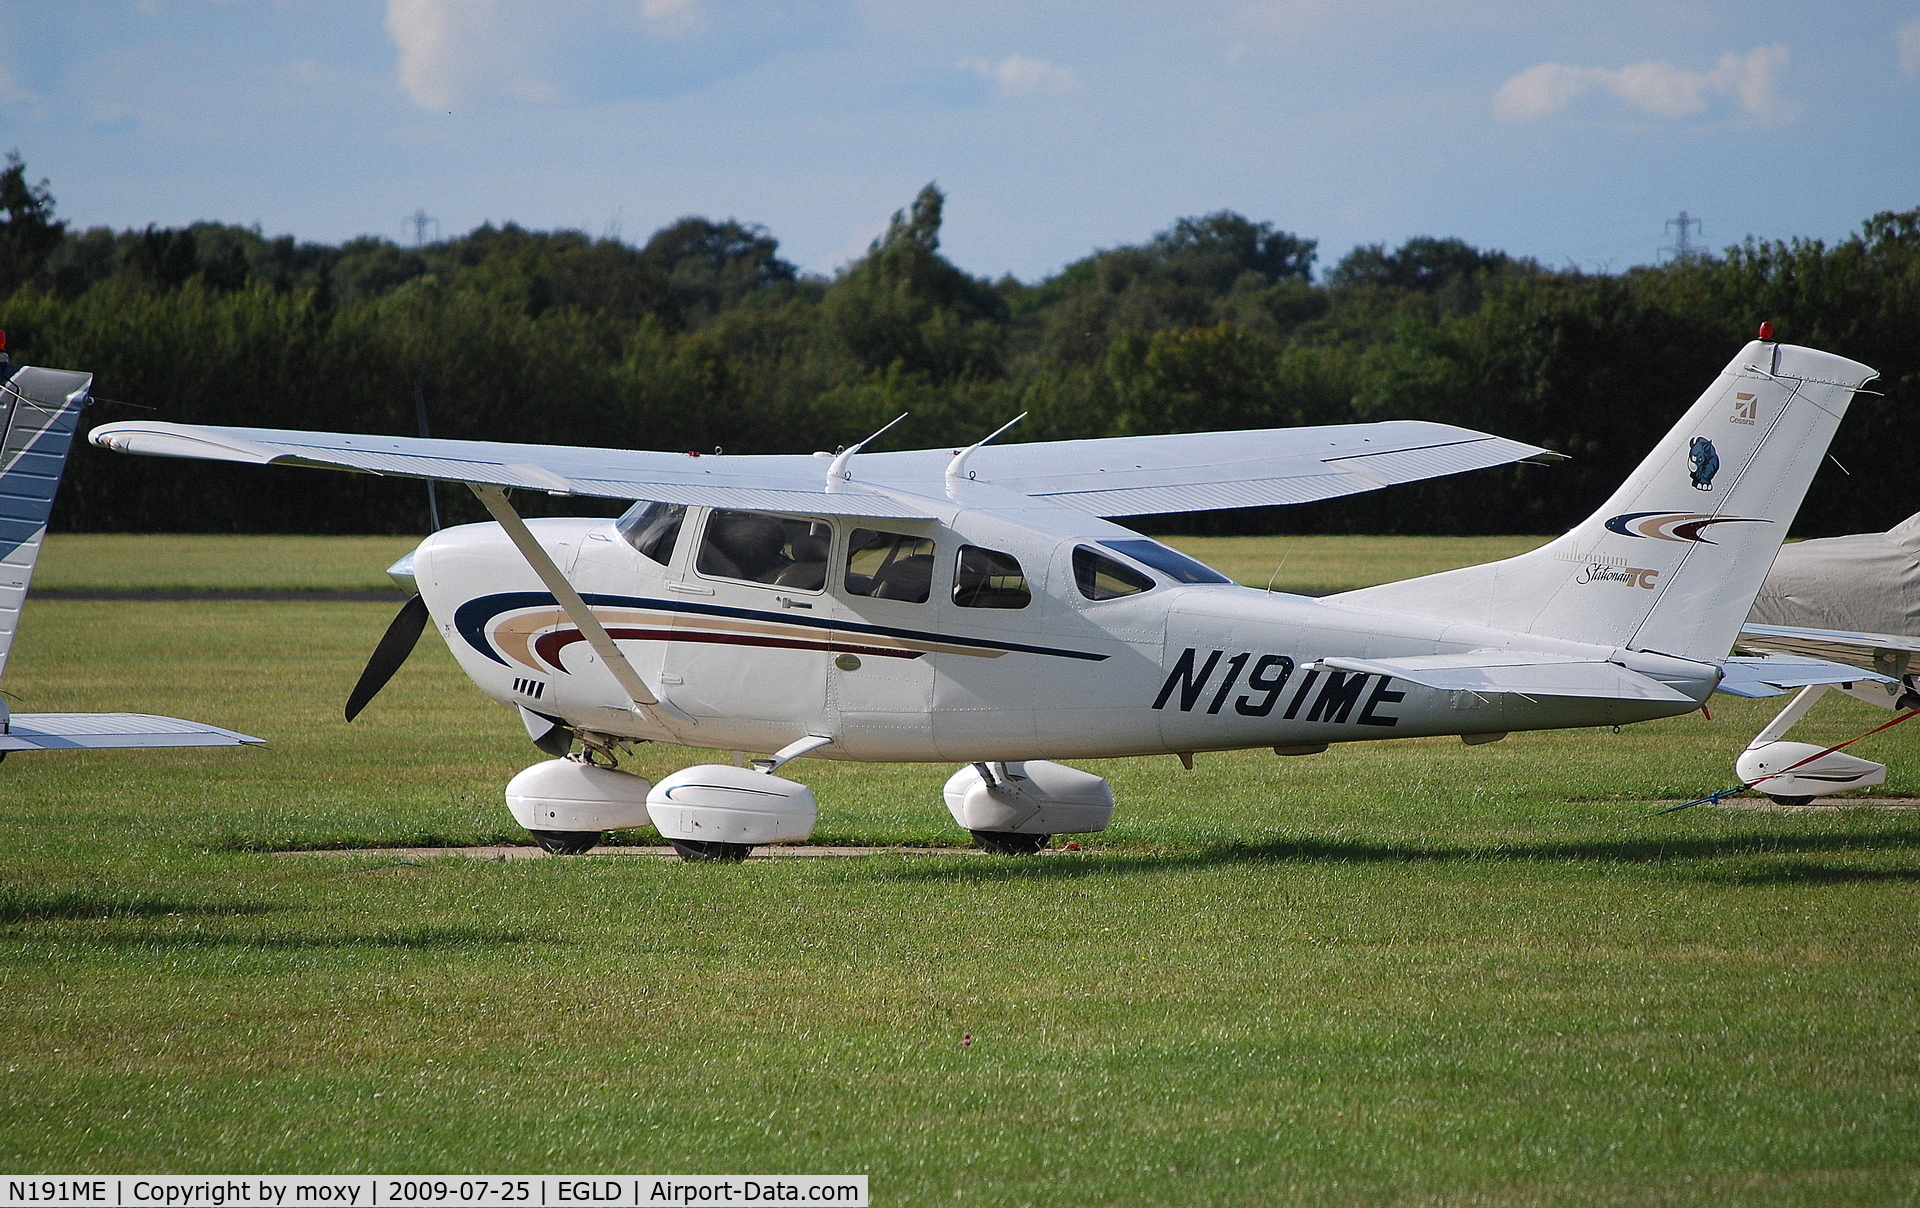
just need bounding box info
[669,839,753,862]
[529,830,603,855]
[1766,794,1816,807]
[969,830,1050,855]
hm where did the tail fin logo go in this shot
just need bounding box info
[1731,392,1759,425]
[1688,437,1720,490]
[1604,511,1770,544]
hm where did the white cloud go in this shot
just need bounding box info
[638,0,706,39]
[1900,17,1920,75]
[1495,44,1790,122]
[958,54,1078,97]
[386,0,499,108]
[384,0,707,109]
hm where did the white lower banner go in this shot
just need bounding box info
[0,1179,867,1208]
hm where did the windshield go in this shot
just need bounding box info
[615,500,685,565]
[1098,539,1232,585]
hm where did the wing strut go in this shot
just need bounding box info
[468,483,690,728]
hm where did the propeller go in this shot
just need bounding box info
[345,593,430,721]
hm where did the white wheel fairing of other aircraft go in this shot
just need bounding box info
[91,337,1883,857]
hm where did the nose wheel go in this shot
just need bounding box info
[669,839,753,862]
[969,830,1050,855]
[528,829,604,855]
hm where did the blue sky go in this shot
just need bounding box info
[1,1,1916,281]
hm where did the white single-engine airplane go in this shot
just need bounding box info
[90,335,1881,856]
[0,351,261,756]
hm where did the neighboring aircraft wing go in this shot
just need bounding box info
[1737,621,1920,675]
[1715,652,1897,698]
[1,712,263,752]
[89,419,1553,518]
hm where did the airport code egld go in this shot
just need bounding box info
[2,1180,866,1208]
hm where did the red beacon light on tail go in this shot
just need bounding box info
[1758,321,1775,341]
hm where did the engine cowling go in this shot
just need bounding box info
[646,764,818,845]
[505,758,654,833]
[943,761,1115,835]
[1736,740,1886,801]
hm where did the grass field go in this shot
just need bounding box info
[3,536,1918,1201]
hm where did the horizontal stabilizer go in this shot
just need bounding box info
[1715,653,1895,699]
[1317,652,1696,702]
[0,712,265,752]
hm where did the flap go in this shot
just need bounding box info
[1716,653,1898,698]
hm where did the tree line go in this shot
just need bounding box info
[1,152,1914,537]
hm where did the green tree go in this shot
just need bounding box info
[0,152,65,297]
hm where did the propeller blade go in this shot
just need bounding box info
[346,594,430,721]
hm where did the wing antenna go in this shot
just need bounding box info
[826,413,909,487]
[946,412,1028,483]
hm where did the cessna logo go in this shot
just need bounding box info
[1731,391,1759,426]
[1604,512,1770,544]
[1153,649,1403,726]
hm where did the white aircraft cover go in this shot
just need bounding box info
[1749,511,1920,636]
[89,420,1551,519]
[0,712,264,751]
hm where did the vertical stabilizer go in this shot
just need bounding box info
[0,366,92,685]
[1337,341,1878,662]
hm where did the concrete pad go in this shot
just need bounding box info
[275,843,988,861]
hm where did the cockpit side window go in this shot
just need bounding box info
[953,546,1030,609]
[696,509,832,590]
[845,529,935,603]
[615,500,685,565]
[1073,546,1154,601]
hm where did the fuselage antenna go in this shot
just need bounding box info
[946,412,1028,483]
[826,413,909,487]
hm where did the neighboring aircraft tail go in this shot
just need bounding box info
[0,358,263,754]
[1337,339,1879,663]
[0,363,92,684]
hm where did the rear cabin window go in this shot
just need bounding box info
[1098,539,1232,585]
[953,546,1030,609]
[845,529,935,603]
[1073,546,1154,601]
[615,500,685,565]
[696,509,832,589]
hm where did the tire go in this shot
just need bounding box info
[529,829,603,855]
[1765,794,1815,807]
[969,830,1050,855]
[669,839,753,862]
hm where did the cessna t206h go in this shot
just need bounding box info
[91,336,1883,857]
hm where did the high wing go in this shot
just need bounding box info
[89,419,1553,518]
[861,422,1554,515]
[1,712,263,752]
